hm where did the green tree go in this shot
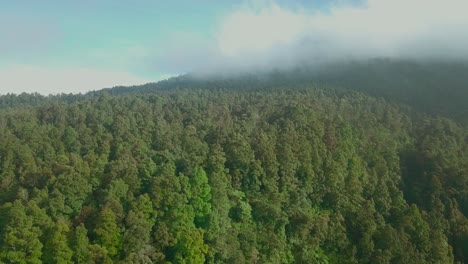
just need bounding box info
[0,201,43,264]
[71,224,92,264]
[123,195,155,259]
[94,208,121,258]
[43,219,73,264]
[190,166,212,227]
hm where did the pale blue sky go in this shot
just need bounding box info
[1,1,234,77]
[1,0,466,94]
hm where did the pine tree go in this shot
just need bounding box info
[190,166,212,227]
[71,224,92,264]
[0,201,43,264]
[43,219,73,264]
[94,208,122,258]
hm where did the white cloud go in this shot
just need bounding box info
[183,0,468,74]
[218,5,309,57]
[0,65,153,95]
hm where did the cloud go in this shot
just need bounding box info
[148,31,219,74]
[161,0,468,75]
[0,16,60,59]
[0,65,153,95]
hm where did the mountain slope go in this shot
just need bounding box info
[2,59,467,123]
[0,73,467,263]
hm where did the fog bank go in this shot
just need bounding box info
[158,0,468,76]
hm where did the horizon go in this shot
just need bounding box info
[1,0,468,95]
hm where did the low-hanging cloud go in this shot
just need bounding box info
[160,0,468,75]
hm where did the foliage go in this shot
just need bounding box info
[0,69,467,263]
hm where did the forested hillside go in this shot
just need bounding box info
[1,60,467,123]
[0,64,467,263]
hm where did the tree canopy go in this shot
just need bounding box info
[0,62,467,263]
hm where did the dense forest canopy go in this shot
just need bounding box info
[2,59,467,123]
[0,59,467,263]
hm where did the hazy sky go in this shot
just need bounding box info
[1,0,467,94]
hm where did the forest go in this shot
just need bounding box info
[0,60,467,263]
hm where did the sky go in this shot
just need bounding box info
[1,0,467,94]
